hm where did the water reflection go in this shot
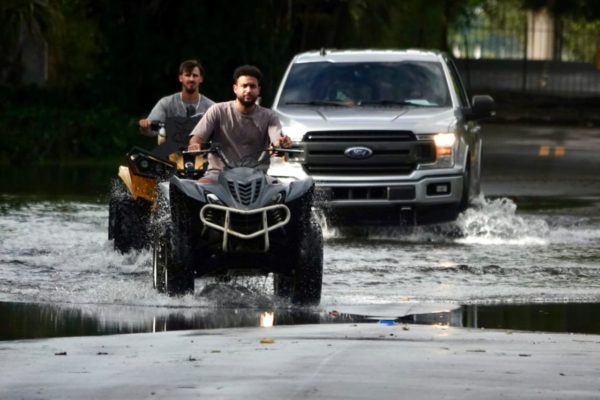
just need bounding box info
[0,301,329,340]
[3,301,600,341]
[462,303,600,334]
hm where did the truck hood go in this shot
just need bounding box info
[275,106,457,139]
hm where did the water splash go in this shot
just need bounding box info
[456,195,549,245]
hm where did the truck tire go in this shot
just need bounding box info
[459,159,471,212]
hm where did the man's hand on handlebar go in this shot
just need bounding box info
[188,135,203,152]
[273,134,292,149]
[187,143,201,152]
[138,118,152,129]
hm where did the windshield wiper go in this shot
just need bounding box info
[359,100,428,107]
[283,100,353,107]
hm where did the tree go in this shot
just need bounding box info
[0,0,60,84]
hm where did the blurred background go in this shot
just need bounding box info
[3,0,600,165]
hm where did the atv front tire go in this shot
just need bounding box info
[291,217,323,306]
[152,234,167,293]
[275,214,323,306]
[152,227,194,296]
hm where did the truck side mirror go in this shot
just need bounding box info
[466,95,495,120]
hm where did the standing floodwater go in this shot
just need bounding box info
[2,194,599,308]
[2,122,600,336]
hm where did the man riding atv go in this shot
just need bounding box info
[139,59,215,136]
[188,64,291,174]
[151,65,322,304]
[109,59,214,253]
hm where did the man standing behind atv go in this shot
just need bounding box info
[187,65,291,181]
[138,59,215,134]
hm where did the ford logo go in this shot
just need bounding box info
[344,146,373,160]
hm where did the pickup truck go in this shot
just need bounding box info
[268,49,494,226]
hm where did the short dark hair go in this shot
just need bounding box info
[179,59,205,76]
[233,65,263,84]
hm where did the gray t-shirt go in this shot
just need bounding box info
[148,92,215,121]
[189,101,283,172]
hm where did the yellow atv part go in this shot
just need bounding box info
[168,152,206,171]
[118,166,157,203]
[118,153,206,203]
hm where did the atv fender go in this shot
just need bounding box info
[118,166,157,202]
[287,177,315,202]
[169,176,208,203]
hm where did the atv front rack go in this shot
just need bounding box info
[199,204,291,252]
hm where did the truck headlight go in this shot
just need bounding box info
[433,133,456,168]
[416,133,457,170]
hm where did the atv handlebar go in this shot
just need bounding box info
[183,143,303,169]
[149,121,165,132]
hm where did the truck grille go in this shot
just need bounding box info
[302,130,435,176]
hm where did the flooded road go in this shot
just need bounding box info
[1,123,600,338]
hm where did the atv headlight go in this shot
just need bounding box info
[270,193,284,204]
[274,176,298,184]
[128,148,176,179]
[206,193,224,205]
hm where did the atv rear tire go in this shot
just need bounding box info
[108,191,151,253]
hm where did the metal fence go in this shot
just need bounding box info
[449,23,600,98]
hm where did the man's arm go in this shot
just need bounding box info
[139,98,168,136]
[267,112,292,148]
[188,105,216,150]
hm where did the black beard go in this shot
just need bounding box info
[237,96,256,107]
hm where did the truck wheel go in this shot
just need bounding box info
[108,191,151,253]
[290,217,323,306]
[459,160,471,212]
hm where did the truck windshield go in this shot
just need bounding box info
[278,61,451,108]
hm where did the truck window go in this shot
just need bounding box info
[278,61,451,107]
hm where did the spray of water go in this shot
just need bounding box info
[456,195,550,245]
[314,195,551,245]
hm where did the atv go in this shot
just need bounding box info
[108,117,205,253]
[151,144,323,306]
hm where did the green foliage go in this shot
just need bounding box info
[0,0,61,83]
[0,90,141,165]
